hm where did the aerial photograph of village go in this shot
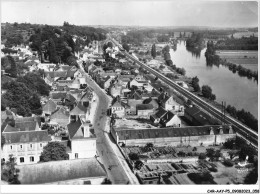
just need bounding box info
[0,0,259,192]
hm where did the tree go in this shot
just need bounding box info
[3,56,17,78]
[101,178,112,184]
[201,85,216,100]
[122,43,130,52]
[1,134,5,148]
[228,150,238,160]
[48,38,59,63]
[2,81,39,116]
[244,160,258,184]
[107,41,113,48]
[128,152,139,160]
[151,44,156,59]
[16,72,51,96]
[1,155,21,184]
[40,142,69,162]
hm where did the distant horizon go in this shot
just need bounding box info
[1,1,258,28]
[1,22,258,30]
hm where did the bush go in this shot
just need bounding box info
[187,172,216,184]
[128,152,139,161]
[223,159,234,167]
[208,167,218,172]
[198,153,206,160]
[177,151,186,157]
[192,147,197,152]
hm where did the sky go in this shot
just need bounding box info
[1,0,258,27]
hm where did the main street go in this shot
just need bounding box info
[108,36,258,149]
[78,63,139,184]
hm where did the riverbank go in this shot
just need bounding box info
[205,42,258,81]
[166,45,258,132]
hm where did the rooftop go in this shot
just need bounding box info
[116,125,234,140]
[3,130,51,144]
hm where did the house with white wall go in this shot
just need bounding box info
[67,117,96,159]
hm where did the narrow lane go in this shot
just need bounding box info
[78,65,139,184]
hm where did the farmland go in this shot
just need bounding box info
[216,50,258,72]
[227,31,258,38]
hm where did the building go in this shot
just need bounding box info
[49,107,70,127]
[111,125,236,147]
[110,97,128,118]
[147,59,162,69]
[136,104,154,117]
[143,97,159,110]
[184,105,217,126]
[150,107,167,124]
[67,118,96,159]
[125,99,143,115]
[70,102,90,122]
[158,92,184,116]
[160,111,181,127]
[42,99,57,116]
[1,124,51,165]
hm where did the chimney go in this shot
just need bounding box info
[83,124,90,138]
[228,126,233,134]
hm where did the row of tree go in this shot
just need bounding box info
[226,105,258,132]
[214,36,258,50]
[222,60,258,81]
[205,41,258,81]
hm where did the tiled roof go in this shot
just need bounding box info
[143,98,159,107]
[50,107,70,126]
[58,65,71,71]
[70,103,88,115]
[67,119,83,139]
[65,93,77,103]
[50,92,67,100]
[158,92,171,104]
[56,80,73,87]
[67,69,77,77]
[116,125,235,140]
[44,71,68,78]
[185,106,201,116]
[136,104,154,110]
[14,121,38,132]
[128,90,142,100]
[3,125,17,133]
[14,116,41,127]
[160,111,175,125]
[42,99,57,114]
[153,107,167,119]
[3,130,50,144]
[185,106,214,125]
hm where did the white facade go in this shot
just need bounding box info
[1,142,48,165]
[164,115,182,127]
[68,138,96,160]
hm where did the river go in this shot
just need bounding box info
[170,41,258,118]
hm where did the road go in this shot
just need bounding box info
[108,36,258,149]
[78,63,139,184]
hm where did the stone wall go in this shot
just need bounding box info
[17,158,106,184]
[119,134,236,147]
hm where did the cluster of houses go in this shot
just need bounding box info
[85,58,185,128]
[1,63,98,165]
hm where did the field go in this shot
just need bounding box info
[216,50,258,72]
[227,31,258,38]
